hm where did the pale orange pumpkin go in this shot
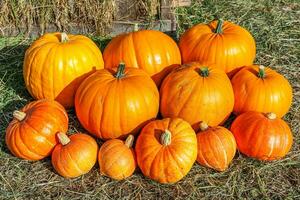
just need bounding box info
[103,29,181,86]
[136,118,197,183]
[51,132,98,178]
[75,63,159,140]
[179,20,256,77]
[23,32,104,108]
[98,135,136,180]
[160,62,234,128]
[196,122,236,171]
[231,65,293,118]
[5,99,68,160]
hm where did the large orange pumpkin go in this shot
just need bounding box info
[160,62,234,128]
[196,122,236,171]
[5,99,68,160]
[23,32,104,108]
[75,63,159,140]
[103,29,181,86]
[231,65,292,118]
[51,132,98,178]
[231,112,293,161]
[179,20,256,77]
[136,118,197,184]
[98,135,136,180]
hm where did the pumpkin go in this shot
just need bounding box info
[5,99,68,160]
[51,132,98,178]
[75,63,159,140]
[196,122,236,171]
[160,62,234,128]
[231,65,292,118]
[231,112,293,161]
[98,135,136,180]
[103,29,181,86]
[23,32,104,108]
[136,118,197,183]
[179,20,256,77]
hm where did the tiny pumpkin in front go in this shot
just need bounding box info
[135,118,197,184]
[98,135,136,180]
[5,99,68,161]
[51,132,98,178]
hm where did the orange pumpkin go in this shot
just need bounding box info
[5,100,68,160]
[179,20,256,77]
[231,65,292,118]
[196,122,236,171]
[160,62,234,128]
[23,32,104,108]
[75,63,159,140]
[51,132,98,178]
[231,112,293,161]
[103,29,181,86]
[98,135,136,180]
[136,118,197,183]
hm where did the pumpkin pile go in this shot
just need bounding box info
[5,20,294,184]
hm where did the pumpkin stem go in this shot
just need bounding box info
[258,65,266,78]
[133,23,139,32]
[61,32,69,43]
[215,19,223,34]
[161,129,172,146]
[199,67,209,77]
[266,112,277,120]
[125,135,134,148]
[199,121,209,131]
[115,62,126,79]
[13,110,26,121]
[57,132,71,145]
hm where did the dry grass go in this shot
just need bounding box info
[0,0,300,199]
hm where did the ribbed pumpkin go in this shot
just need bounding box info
[196,122,236,171]
[51,132,98,178]
[103,29,181,86]
[160,62,234,129]
[231,112,293,161]
[136,118,197,184]
[23,32,104,108]
[5,100,68,160]
[179,20,256,77]
[75,63,159,140]
[98,135,136,180]
[231,65,292,118]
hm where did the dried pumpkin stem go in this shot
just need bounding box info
[215,19,223,34]
[266,112,277,120]
[115,62,126,79]
[258,65,266,78]
[161,129,172,146]
[61,32,69,43]
[125,135,134,148]
[199,121,209,131]
[199,67,209,77]
[13,110,26,121]
[57,132,71,145]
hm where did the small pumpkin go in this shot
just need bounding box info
[51,132,98,178]
[136,118,197,183]
[160,62,234,128]
[98,135,136,180]
[231,112,293,161]
[196,122,236,171]
[5,99,68,160]
[23,32,104,108]
[103,28,181,86]
[179,20,256,77]
[231,65,292,118]
[75,63,159,140]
